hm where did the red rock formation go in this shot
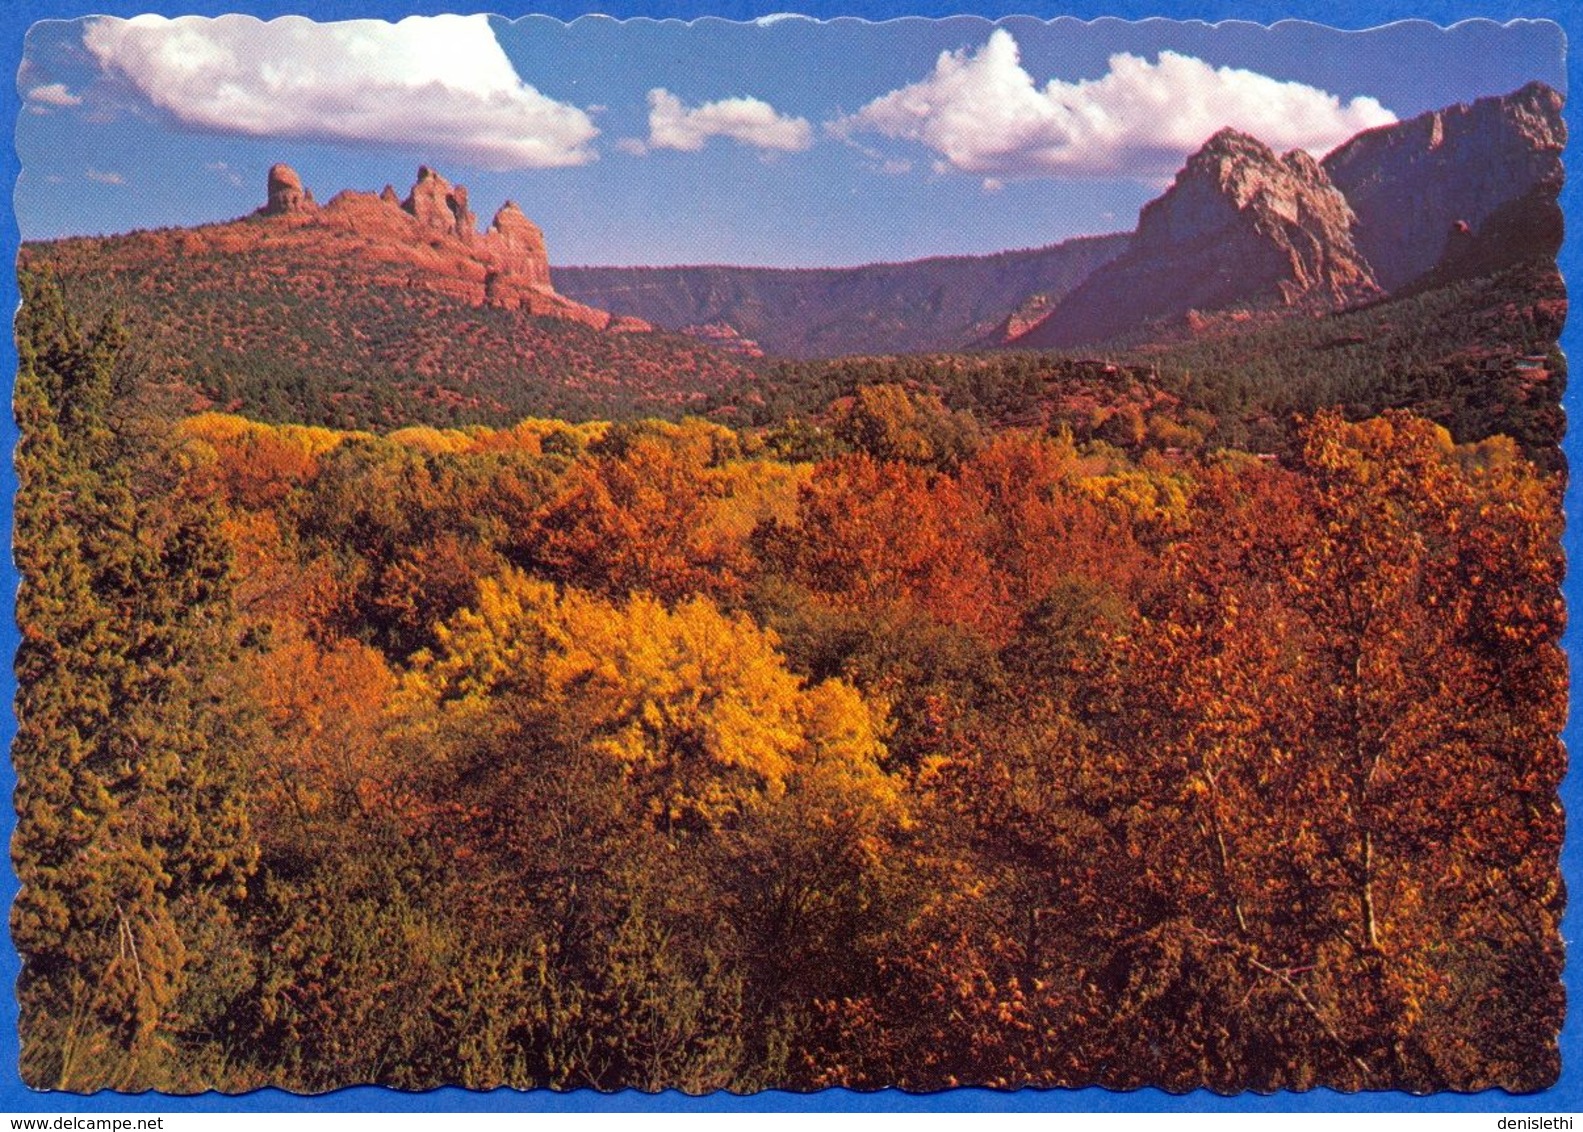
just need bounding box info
[319,188,427,244]
[403,164,476,242]
[480,202,552,289]
[260,163,316,216]
[970,292,1058,348]
[1011,128,1379,349]
[1323,81,1565,290]
[227,163,638,333]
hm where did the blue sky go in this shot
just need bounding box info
[14,15,1566,266]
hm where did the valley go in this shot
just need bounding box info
[12,65,1569,1097]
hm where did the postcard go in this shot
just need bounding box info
[2,0,1577,1114]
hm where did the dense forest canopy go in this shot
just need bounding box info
[11,269,1564,1094]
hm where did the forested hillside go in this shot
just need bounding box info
[20,219,758,429]
[700,257,1565,470]
[14,272,1564,1094]
[1120,259,1566,464]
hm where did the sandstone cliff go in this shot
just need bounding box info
[1009,129,1379,349]
[1323,81,1565,291]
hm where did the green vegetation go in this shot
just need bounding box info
[12,270,1564,1094]
[1117,260,1566,465]
[13,275,255,1089]
[20,242,759,429]
[711,260,1565,469]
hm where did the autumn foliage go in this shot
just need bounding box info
[11,273,1565,1094]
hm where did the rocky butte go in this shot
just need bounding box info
[1009,128,1380,349]
[241,163,647,331]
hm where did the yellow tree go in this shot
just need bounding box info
[389,573,907,1089]
[405,571,898,833]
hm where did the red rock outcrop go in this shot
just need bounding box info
[481,202,552,289]
[970,292,1058,348]
[1010,129,1379,349]
[260,163,316,216]
[1323,81,1565,290]
[403,165,476,242]
[231,163,639,332]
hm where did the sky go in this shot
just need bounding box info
[13,14,1566,267]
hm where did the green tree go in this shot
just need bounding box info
[12,271,256,1090]
[830,383,980,469]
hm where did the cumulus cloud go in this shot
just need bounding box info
[26,82,83,108]
[833,29,1396,179]
[80,14,599,169]
[646,88,813,153]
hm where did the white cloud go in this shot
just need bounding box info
[833,29,1396,179]
[205,160,244,186]
[80,14,599,170]
[614,137,649,157]
[646,88,813,153]
[86,168,126,185]
[26,82,83,108]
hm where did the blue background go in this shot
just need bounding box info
[0,0,1578,1113]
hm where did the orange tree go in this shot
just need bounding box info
[1106,412,1563,1091]
[832,414,1563,1093]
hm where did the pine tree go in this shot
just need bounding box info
[12,270,257,1090]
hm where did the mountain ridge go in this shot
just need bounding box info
[998,81,1563,350]
[17,164,763,428]
[554,232,1130,359]
[1323,80,1565,291]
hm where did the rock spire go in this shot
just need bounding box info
[261,163,316,216]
